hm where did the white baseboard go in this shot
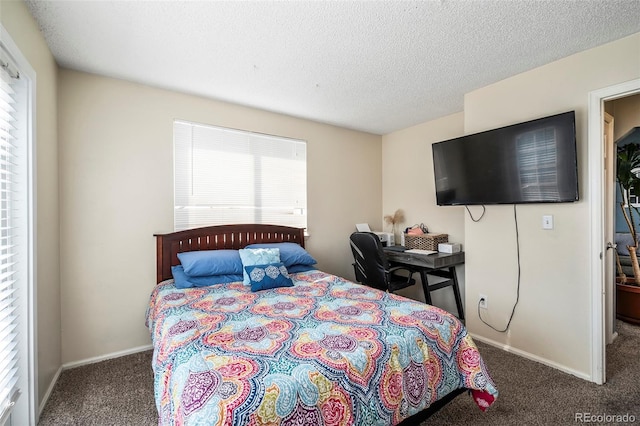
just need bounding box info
[470,332,592,382]
[61,344,153,370]
[38,365,62,417]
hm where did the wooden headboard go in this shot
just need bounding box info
[154,224,305,283]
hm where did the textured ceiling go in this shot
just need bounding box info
[25,0,640,135]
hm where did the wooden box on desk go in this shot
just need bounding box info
[404,233,448,251]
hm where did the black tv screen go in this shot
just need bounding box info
[432,111,579,206]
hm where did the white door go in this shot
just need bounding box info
[604,112,616,345]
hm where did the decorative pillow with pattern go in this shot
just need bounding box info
[238,248,280,285]
[244,262,293,292]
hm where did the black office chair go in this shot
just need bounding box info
[349,232,417,292]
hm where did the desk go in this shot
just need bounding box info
[383,248,465,320]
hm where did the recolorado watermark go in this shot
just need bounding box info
[575,412,636,423]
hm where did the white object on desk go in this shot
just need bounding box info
[438,243,461,253]
[405,248,437,255]
[374,232,394,246]
[354,224,395,246]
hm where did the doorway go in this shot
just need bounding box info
[604,93,640,358]
[589,78,640,385]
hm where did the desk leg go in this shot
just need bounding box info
[449,266,465,320]
[420,270,432,305]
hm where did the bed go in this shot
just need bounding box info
[147,224,498,425]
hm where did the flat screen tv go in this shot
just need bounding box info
[432,111,578,206]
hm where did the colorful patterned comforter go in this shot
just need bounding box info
[146,270,498,425]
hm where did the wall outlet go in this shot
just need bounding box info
[479,294,488,309]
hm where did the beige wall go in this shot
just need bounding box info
[382,112,466,310]
[1,0,61,409]
[462,33,640,377]
[608,93,640,141]
[57,69,381,363]
[382,33,640,379]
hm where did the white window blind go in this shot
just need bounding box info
[174,121,307,231]
[0,50,23,424]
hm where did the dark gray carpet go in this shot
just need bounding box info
[429,320,640,425]
[38,351,156,425]
[38,321,640,425]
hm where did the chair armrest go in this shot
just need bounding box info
[388,266,417,284]
[388,266,415,275]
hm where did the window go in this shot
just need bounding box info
[174,121,307,231]
[516,126,559,201]
[0,26,35,426]
[624,167,640,207]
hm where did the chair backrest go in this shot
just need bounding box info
[349,232,390,291]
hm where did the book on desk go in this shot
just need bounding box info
[406,248,438,255]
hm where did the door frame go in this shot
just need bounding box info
[588,78,640,384]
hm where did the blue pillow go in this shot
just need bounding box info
[171,265,243,289]
[245,243,317,267]
[244,262,294,292]
[177,250,243,276]
[239,248,280,285]
[616,233,635,256]
[287,264,317,273]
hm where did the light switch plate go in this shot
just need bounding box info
[542,215,553,230]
